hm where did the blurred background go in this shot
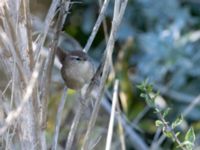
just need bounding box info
[28,0,200,149]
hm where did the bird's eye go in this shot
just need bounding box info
[75,57,81,61]
[70,56,82,61]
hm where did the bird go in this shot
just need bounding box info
[56,47,96,90]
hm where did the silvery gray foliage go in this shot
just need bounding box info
[131,0,200,119]
[138,0,191,29]
[135,0,199,91]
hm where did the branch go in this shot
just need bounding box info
[105,80,119,150]
[83,0,110,52]
[22,0,34,70]
[52,86,68,150]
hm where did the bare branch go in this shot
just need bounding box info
[105,80,119,150]
[116,98,126,150]
[52,86,68,150]
[22,0,34,70]
[83,0,110,52]
[65,96,84,150]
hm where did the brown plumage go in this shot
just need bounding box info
[57,48,95,90]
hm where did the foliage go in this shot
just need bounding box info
[134,1,200,94]
[138,80,196,150]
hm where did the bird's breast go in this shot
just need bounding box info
[61,61,95,90]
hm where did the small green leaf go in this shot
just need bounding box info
[162,108,171,118]
[145,98,155,107]
[155,108,160,113]
[178,141,194,150]
[155,120,164,127]
[185,127,195,143]
[172,115,183,129]
[143,79,149,86]
[163,130,174,140]
[146,84,153,93]
[182,128,195,150]
[140,93,146,98]
[137,79,152,92]
[137,79,148,91]
[175,132,180,138]
[137,84,144,91]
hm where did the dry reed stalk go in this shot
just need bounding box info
[0,0,70,149]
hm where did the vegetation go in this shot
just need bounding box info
[0,0,200,150]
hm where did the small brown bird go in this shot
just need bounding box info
[57,48,95,90]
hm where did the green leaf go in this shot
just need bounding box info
[162,108,171,118]
[140,93,146,98]
[182,128,195,150]
[175,132,180,138]
[145,98,155,107]
[155,120,164,128]
[137,84,144,91]
[163,130,174,140]
[140,93,155,107]
[146,84,153,93]
[137,79,152,92]
[143,79,149,87]
[154,108,160,113]
[172,115,183,129]
[178,141,194,150]
[137,79,148,91]
[185,127,195,143]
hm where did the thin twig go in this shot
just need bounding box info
[52,86,68,150]
[23,0,34,70]
[105,80,119,150]
[150,129,165,150]
[65,98,84,150]
[2,79,12,96]
[183,95,200,117]
[90,135,102,150]
[83,0,111,52]
[41,131,47,150]
[98,0,109,42]
[116,99,126,150]
[132,106,150,125]
[101,98,149,150]
[36,0,61,53]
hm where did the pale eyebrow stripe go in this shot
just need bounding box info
[70,55,86,61]
[70,55,80,59]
